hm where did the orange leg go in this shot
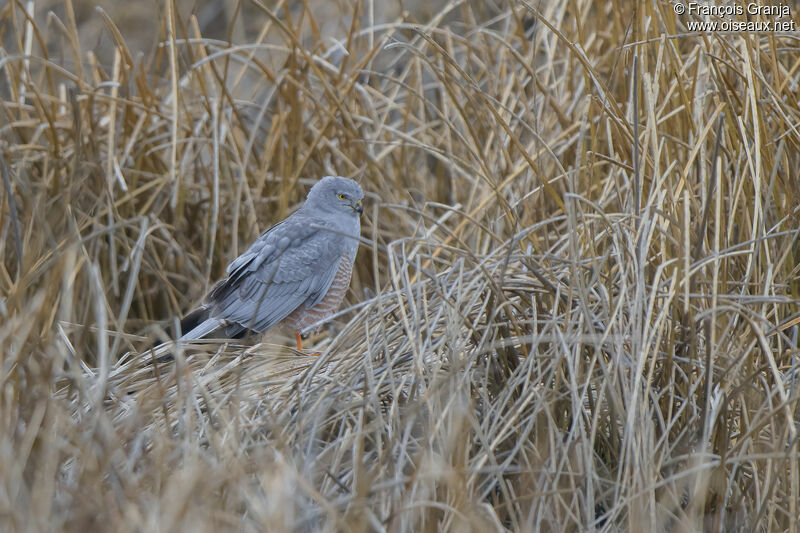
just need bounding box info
[295,331,321,356]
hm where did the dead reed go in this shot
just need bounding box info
[1,0,799,531]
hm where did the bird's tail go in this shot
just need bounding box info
[177,307,251,340]
[141,308,223,366]
[148,306,220,350]
[179,315,223,341]
[147,308,248,363]
[175,307,218,340]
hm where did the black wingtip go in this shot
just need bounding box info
[149,306,211,350]
[177,306,211,337]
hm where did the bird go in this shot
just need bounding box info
[173,176,364,352]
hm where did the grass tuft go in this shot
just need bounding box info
[1,0,800,530]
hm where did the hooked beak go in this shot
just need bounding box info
[354,199,363,215]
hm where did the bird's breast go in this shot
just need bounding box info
[283,255,354,334]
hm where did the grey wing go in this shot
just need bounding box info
[207,216,344,332]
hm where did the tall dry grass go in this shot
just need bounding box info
[1,0,799,531]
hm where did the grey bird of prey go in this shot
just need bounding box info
[176,176,363,351]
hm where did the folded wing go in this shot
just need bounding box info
[199,216,343,337]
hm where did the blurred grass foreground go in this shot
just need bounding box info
[2,0,800,531]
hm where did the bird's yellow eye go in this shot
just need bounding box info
[338,193,346,200]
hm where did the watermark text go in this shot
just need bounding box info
[672,2,796,32]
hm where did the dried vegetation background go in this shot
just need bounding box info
[1,0,800,531]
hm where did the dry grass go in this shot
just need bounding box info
[1,0,800,531]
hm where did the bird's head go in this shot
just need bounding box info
[306,176,364,216]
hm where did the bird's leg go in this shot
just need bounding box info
[295,331,321,356]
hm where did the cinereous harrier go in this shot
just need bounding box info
[176,176,363,351]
